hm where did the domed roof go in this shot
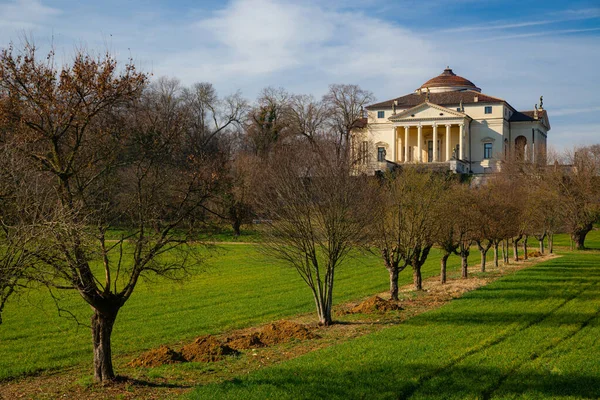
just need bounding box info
[418,67,481,93]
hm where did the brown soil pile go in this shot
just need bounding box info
[181,335,238,362]
[226,332,266,350]
[258,320,319,345]
[128,345,185,368]
[350,296,403,314]
[528,251,543,258]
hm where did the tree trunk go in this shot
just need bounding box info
[480,249,487,272]
[461,255,468,279]
[313,294,332,326]
[523,235,528,260]
[91,309,119,382]
[493,242,499,268]
[389,267,399,300]
[232,220,241,238]
[549,233,554,254]
[513,237,520,262]
[440,254,449,284]
[501,240,506,264]
[413,266,422,291]
[539,239,544,254]
[572,224,592,250]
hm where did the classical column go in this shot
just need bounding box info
[459,123,464,160]
[417,124,423,163]
[445,124,451,161]
[393,127,399,162]
[433,124,438,162]
[404,126,409,163]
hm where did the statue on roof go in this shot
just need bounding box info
[459,99,464,112]
[534,104,539,119]
[539,96,544,110]
[425,88,430,102]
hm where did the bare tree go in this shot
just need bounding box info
[257,139,370,325]
[432,182,462,284]
[181,81,247,156]
[286,94,329,144]
[215,153,261,237]
[371,168,446,293]
[555,146,600,249]
[0,44,216,381]
[450,184,477,279]
[0,144,51,324]
[322,84,374,156]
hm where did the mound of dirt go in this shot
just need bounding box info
[226,332,266,350]
[350,296,403,314]
[528,251,543,258]
[258,320,319,345]
[128,345,185,368]
[181,335,238,362]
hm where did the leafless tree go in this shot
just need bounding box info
[371,168,446,294]
[0,44,217,382]
[257,139,371,325]
[554,146,600,249]
[181,81,247,156]
[432,181,462,284]
[286,94,329,144]
[322,84,374,156]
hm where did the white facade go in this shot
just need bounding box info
[356,68,550,174]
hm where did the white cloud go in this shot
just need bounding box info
[153,0,433,99]
[0,0,59,31]
[0,0,598,149]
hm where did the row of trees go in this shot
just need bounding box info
[0,44,375,382]
[0,43,598,383]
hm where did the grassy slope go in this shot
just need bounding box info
[189,233,600,400]
[0,244,466,380]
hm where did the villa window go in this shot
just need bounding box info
[483,142,493,159]
[377,111,385,118]
[377,147,386,162]
[484,106,492,114]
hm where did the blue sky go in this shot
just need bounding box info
[1,0,599,150]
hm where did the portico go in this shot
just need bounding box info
[389,103,470,164]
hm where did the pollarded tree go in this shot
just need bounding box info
[0,44,216,381]
[257,139,371,325]
[371,168,446,293]
[555,146,600,249]
[471,186,494,272]
[453,184,477,279]
[433,182,461,284]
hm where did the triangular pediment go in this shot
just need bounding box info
[388,102,468,121]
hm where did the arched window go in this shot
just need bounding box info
[515,136,527,160]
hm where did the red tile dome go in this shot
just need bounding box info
[418,67,481,93]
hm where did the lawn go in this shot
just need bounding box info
[188,234,600,399]
[0,243,466,380]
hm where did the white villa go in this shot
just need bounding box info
[355,67,550,174]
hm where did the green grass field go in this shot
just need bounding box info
[188,233,600,399]
[0,243,469,381]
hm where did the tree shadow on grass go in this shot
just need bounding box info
[112,375,193,389]
[190,362,600,399]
